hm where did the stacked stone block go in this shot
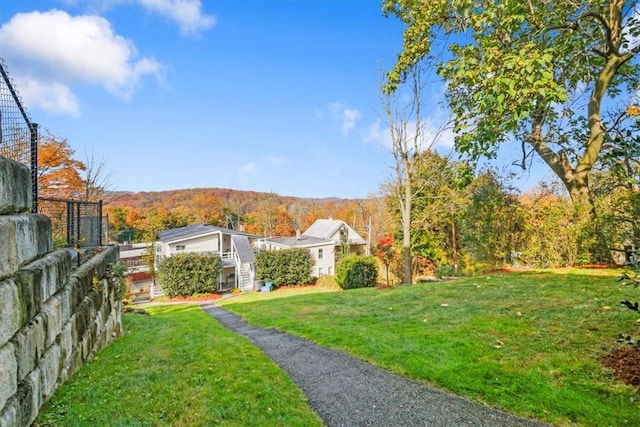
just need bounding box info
[0,156,122,426]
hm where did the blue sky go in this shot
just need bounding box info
[0,0,546,199]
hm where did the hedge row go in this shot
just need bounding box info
[255,248,313,286]
[157,252,222,297]
[336,255,378,289]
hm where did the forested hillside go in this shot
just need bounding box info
[104,187,392,243]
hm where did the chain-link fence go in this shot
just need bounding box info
[2,58,109,267]
[0,58,38,212]
[38,198,106,265]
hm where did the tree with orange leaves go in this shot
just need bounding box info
[38,132,85,199]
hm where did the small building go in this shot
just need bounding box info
[257,219,367,277]
[118,242,153,299]
[118,242,150,272]
[152,224,257,297]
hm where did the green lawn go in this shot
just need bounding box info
[35,305,322,427]
[222,269,640,426]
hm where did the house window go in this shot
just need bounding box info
[176,245,185,251]
[318,248,323,259]
[328,267,333,276]
[318,267,324,276]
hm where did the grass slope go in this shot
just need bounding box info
[35,305,322,427]
[223,270,640,426]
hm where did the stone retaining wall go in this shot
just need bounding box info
[0,156,122,426]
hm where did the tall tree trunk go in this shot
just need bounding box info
[403,173,412,283]
[527,52,626,264]
[451,207,458,273]
[565,171,612,264]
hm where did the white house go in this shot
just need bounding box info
[118,242,153,299]
[118,242,150,273]
[257,219,367,277]
[152,224,257,297]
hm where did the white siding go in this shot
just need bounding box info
[311,243,335,277]
[168,234,220,254]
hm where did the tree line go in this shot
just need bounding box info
[37,0,640,282]
[380,0,640,281]
[379,149,638,282]
[37,126,637,282]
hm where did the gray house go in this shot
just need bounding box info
[152,224,256,297]
[257,219,367,277]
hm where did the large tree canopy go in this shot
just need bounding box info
[383,0,640,207]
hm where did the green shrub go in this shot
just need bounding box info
[255,248,313,286]
[107,261,127,300]
[157,252,222,297]
[336,255,378,290]
[434,264,459,279]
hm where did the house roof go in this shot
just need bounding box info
[232,235,256,263]
[157,224,253,243]
[264,235,333,249]
[303,219,367,245]
[118,247,147,259]
[303,219,344,239]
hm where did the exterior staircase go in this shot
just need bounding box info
[238,262,254,291]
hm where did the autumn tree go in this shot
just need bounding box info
[519,182,580,267]
[190,192,224,225]
[135,207,192,241]
[361,194,395,248]
[460,171,525,271]
[408,151,471,272]
[221,195,247,230]
[375,233,397,285]
[103,206,140,242]
[383,0,640,261]
[273,208,295,236]
[381,65,450,283]
[593,105,640,248]
[79,151,114,202]
[296,202,329,232]
[246,194,285,236]
[38,132,85,199]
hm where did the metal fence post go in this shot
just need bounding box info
[30,122,38,213]
[66,201,73,248]
[98,200,103,246]
[76,203,81,248]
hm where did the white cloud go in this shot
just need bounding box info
[137,0,215,37]
[324,101,361,136]
[237,162,258,181]
[16,77,80,117]
[365,119,391,148]
[342,109,360,136]
[60,0,215,37]
[365,116,455,152]
[0,10,163,115]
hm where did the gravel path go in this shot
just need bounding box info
[201,304,548,427]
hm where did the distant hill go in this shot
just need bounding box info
[106,187,357,210]
[102,187,390,241]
